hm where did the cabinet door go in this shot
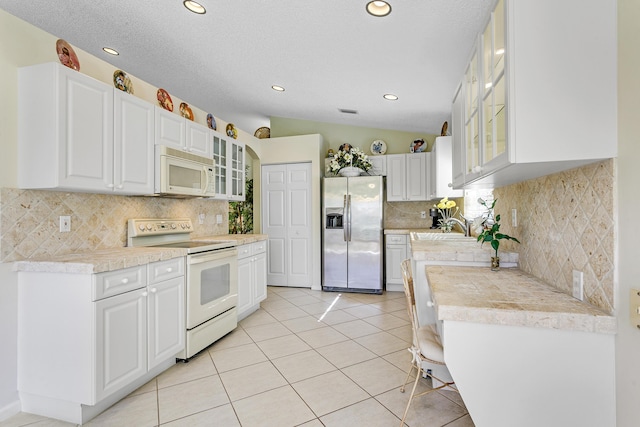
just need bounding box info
[212,131,229,198]
[186,121,212,157]
[386,154,406,201]
[385,243,407,286]
[253,252,267,304]
[451,84,465,188]
[155,107,185,149]
[60,67,114,191]
[236,254,253,317]
[95,289,146,402]
[229,140,245,201]
[406,153,429,201]
[148,277,185,370]
[368,156,387,176]
[113,90,154,195]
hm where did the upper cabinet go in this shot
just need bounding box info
[18,63,154,195]
[212,130,245,201]
[386,153,430,201]
[155,107,212,158]
[453,0,617,188]
[429,136,463,199]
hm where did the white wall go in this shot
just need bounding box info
[615,1,640,425]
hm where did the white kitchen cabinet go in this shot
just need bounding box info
[453,0,617,188]
[386,153,430,201]
[17,62,154,195]
[237,241,267,320]
[368,155,387,176]
[429,136,463,199]
[212,130,245,200]
[17,258,185,424]
[155,107,212,158]
[384,233,409,292]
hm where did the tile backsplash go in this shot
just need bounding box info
[0,188,229,262]
[494,159,616,313]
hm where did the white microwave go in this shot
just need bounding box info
[155,145,216,197]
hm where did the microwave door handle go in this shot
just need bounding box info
[202,166,209,195]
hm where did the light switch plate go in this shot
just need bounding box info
[511,208,517,227]
[216,214,223,224]
[572,270,583,300]
[59,215,71,233]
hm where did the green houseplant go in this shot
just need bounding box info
[476,198,520,270]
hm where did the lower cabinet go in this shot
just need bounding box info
[17,257,185,424]
[385,233,408,292]
[237,241,268,320]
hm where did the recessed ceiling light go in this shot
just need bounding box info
[102,47,119,56]
[383,94,398,101]
[366,1,392,17]
[183,0,206,14]
[271,85,285,92]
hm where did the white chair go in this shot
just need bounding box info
[399,259,457,426]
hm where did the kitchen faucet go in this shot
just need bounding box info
[444,217,472,236]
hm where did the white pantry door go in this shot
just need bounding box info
[261,163,312,287]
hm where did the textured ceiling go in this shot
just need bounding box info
[0,0,495,135]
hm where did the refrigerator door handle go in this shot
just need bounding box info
[343,195,348,242]
[346,194,352,242]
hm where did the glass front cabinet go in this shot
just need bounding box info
[212,130,245,201]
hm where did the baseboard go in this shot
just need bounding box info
[0,399,21,422]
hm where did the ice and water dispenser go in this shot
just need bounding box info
[325,208,344,229]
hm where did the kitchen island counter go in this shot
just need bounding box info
[426,265,616,334]
[424,265,616,427]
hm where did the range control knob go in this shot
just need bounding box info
[171,223,177,229]
[138,224,145,231]
[146,224,153,231]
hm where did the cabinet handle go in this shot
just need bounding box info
[166,267,173,272]
[448,183,453,188]
[116,184,124,189]
[427,301,434,307]
[150,288,157,293]
[121,278,129,284]
[106,183,114,188]
[142,291,148,297]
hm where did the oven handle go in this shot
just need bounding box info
[188,247,238,264]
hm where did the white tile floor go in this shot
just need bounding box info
[4,287,475,427]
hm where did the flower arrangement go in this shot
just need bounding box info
[435,197,458,232]
[327,145,372,174]
[475,198,520,260]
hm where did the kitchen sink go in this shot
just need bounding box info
[410,232,475,241]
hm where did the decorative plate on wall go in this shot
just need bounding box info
[226,123,238,139]
[113,70,133,94]
[179,102,194,121]
[370,139,387,155]
[56,39,80,71]
[206,113,217,130]
[254,127,270,139]
[157,88,173,112]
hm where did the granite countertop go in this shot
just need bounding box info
[384,228,441,235]
[425,265,616,334]
[13,234,267,274]
[410,234,519,264]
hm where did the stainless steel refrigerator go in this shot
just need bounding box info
[322,176,383,294]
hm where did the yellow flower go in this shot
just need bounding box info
[436,202,446,209]
[445,200,456,209]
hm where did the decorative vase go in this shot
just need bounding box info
[491,256,500,271]
[339,166,363,177]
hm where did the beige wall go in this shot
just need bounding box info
[271,116,438,156]
[616,0,640,424]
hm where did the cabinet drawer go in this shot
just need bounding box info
[94,266,146,301]
[385,234,407,245]
[237,244,252,260]
[148,257,185,284]
[252,241,266,255]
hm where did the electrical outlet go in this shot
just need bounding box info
[198,213,205,224]
[216,214,223,224]
[420,211,426,219]
[572,270,584,300]
[511,208,518,227]
[59,215,71,233]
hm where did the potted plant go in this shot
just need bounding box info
[475,198,520,270]
[327,144,372,177]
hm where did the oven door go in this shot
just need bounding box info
[186,247,238,330]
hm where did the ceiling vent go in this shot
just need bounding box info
[338,108,359,115]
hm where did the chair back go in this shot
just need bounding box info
[401,259,421,345]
